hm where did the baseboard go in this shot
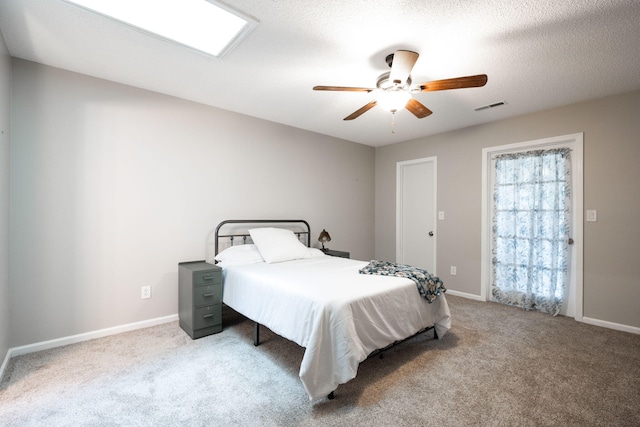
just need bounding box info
[582,316,640,335]
[8,314,179,359]
[0,347,12,385]
[445,289,485,301]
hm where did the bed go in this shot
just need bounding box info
[214,219,451,401]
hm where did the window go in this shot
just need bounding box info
[64,0,257,57]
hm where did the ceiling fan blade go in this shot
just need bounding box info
[405,98,433,118]
[344,101,377,120]
[389,50,419,86]
[313,85,374,92]
[419,74,488,92]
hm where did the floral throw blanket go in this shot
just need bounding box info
[359,260,446,303]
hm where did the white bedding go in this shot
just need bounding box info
[221,255,451,401]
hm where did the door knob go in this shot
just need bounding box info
[429,231,434,237]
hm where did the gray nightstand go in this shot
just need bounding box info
[322,249,350,259]
[178,261,222,339]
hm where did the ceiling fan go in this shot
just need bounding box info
[313,50,488,121]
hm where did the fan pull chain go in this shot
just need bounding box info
[391,110,397,133]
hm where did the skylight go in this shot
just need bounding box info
[64,0,257,57]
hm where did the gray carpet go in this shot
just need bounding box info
[1,295,639,426]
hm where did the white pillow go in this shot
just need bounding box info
[214,244,264,266]
[308,248,327,258]
[249,227,311,264]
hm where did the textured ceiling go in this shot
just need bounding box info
[1,0,639,146]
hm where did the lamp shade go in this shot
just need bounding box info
[318,229,331,249]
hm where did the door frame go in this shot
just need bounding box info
[396,156,437,273]
[481,133,584,320]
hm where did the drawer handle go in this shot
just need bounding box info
[202,275,214,280]
[203,314,214,319]
[202,293,214,298]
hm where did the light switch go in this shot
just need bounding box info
[438,211,445,220]
[586,210,597,222]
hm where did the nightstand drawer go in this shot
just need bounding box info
[194,304,222,329]
[179,260,223,339]
[194,284,222,307]
[193,270,221,286]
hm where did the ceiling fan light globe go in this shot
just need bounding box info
[377,90,411,112]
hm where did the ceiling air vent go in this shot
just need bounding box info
[474,101,506,112]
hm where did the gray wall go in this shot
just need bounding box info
[0,30,10,365]
[375,90,640,329]
[10,59,375,347]
[6,56,639,351]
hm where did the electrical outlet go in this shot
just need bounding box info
[141,286,151,299]
[450,266,457,276]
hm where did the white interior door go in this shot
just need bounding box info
[396,157,437,273]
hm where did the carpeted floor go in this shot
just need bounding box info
[1,295,639,426]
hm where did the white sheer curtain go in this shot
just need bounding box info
[491,148,571,315]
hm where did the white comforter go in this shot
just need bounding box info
[221,256,451,401]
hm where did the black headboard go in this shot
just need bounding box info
[214,219,311,256]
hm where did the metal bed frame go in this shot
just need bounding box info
[215,219,310,257]
[215,219,311,345]
[214,219,436,400]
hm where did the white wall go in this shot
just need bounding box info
[10,59,375,347]
[375,90,640,330]
[0,30,11,366]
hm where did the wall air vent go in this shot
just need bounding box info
[474,101,506,112]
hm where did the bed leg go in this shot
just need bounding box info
[434,327,438,340]
[327,391,335,400]
[254,322,260,346]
